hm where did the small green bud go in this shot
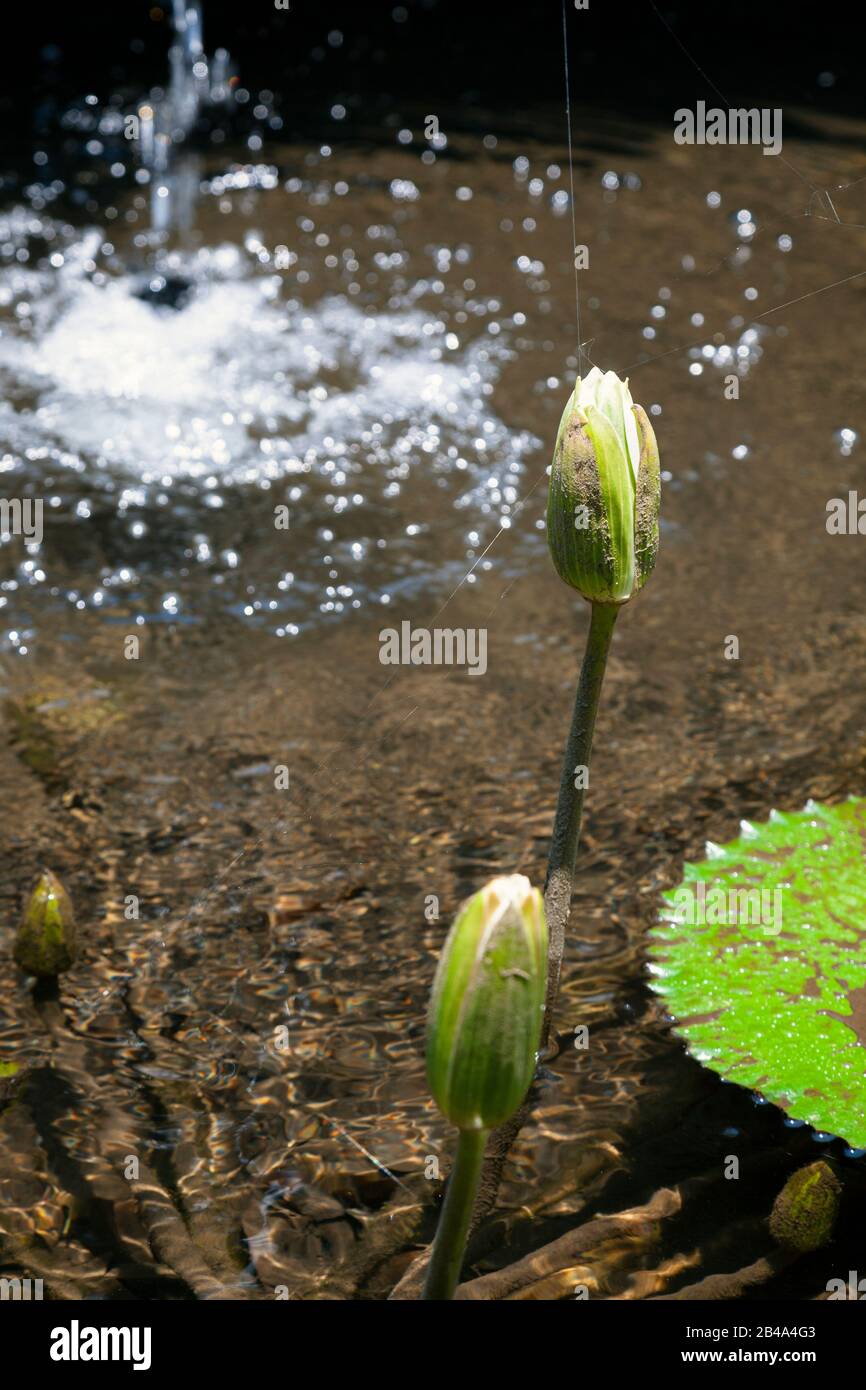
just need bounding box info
[0,1061,21,1107]
[14,870,77,977]
[426,875,548,1132]
[769,1161,841,1252]
[547,367,660,604]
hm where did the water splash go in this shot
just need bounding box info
[0,207,539,642]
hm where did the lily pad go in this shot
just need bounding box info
[648,797,866,1149]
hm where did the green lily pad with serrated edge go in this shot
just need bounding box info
[648,797,866,1149]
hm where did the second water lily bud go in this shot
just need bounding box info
[547,366,660,604]
[14,870,77,977]
[426,874,548,1132]
[769,1161,841,1253]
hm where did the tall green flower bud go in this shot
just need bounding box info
[547,367,660,604]
[426,874,548,1132]
[14,870,77,977]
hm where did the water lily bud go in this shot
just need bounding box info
[426,874,547,1132]
[0,1061,21,1106]
[547,367,660,604]
[14,870,77,977]
[769,1161,840,1252]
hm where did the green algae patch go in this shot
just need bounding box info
[5,681,125,788]
[648,798,866,1149]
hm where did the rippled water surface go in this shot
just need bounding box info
[2,97,866,1298]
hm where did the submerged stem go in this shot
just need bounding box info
[541,600,618,1048]
[423,1128,487,1300]
[395,602,620,1301]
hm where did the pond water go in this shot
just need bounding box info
[1,70,866,1297]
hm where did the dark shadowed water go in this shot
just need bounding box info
[2,95,866,1298]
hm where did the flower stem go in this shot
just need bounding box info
[541,600,618,1049]
[422,1127,487,1300]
